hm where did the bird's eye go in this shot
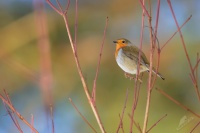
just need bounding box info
[122,40,125,43]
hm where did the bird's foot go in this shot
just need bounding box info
[124,72,142,83]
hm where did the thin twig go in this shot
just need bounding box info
[56,0,63,13]
[153,0,160,48]
[92,17,109,104]
[116,88,129,133]
[68,98,97,133]
[195,53,199,90]
[193,58,200,72]
[142,0,154,132]
[128,114,142,133]
[63,13,106,133]
[64,0,70,14]
[46,0,62,15]
[130,0,145,131]
[136,0,145,80]
[130,80,138,133]
[31,114,34,133]
[3,90,23,133]
[34,0,54,132]
[47,1,106,132]
[138,0,150,18]
[161,15,192,51]
[118,114,125,133]
[74,0,78,51]
[0,94,38,133]
[151,0,161,89]
[167,0,200,101]
[190,121,200,133]
[2,102,23,133]
[146,114,167,133]
[156,88,200,118]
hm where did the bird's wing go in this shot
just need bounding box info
[122,46,150,66]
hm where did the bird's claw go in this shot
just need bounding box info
[124,72,143,83]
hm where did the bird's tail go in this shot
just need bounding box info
[145,64,165,80]
[152,68,165,80]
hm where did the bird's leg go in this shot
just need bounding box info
[124,72,142,83]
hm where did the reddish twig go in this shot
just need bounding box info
[128,114,142,133]
[193,58,200,72]
[46,1,106,132]
[31,114,34,133]
[167,0,192,68]
[138,0,150,18]
[167,0,200,101]
[46,0,62,15]
[74,0,78,51]
[153,0,160,47]
[146,114,167,133]
[116,88,129,133]
[195,53,199,89]
[161,15,192,51]
[151,50,161,89]
[130,0,145,131]
[156,88,200,118]
[142,1,155,132]
[68,98,97,133]
[0,94,38,133]
[64,0,70,14]
[92,17,109,104]
[34,0,54,132]
[3,90,23,133]
[118,114,125,133]
[151,0,161,89]
[136,0,145,79]
[190,121,200,133]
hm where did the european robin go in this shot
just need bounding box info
[113,38,165,80]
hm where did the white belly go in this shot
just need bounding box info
[116,49,148,75]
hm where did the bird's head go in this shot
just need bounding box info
[113,38,132,48]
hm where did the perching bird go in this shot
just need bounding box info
[113,38,165,80]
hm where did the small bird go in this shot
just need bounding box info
[113,38,165,80]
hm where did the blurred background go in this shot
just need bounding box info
[0,0,200,133]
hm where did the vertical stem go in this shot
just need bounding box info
[62,12,106,133]
[92,17,109,104]
[129,0,146,132]
[34,0,54,132]
[167,0,200,101]
[74,0,78,51]
[46,1,107,132]
[142,0,154,132]
[0,94,39,133]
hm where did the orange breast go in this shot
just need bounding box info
[115,43,127,58]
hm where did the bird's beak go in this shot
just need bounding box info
[113,40,117,43]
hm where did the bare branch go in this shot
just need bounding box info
[128,114,142,133]
[3,90,23,132]
[46,0,62,15]
[0,94,38,133]
[156,88,200,118]
[166,0,200,101]
[69,98,97,133]
[64,0,71,14]
[31,114,34,133]
[92,17,109,104]
[142,0,155,132]
[161,15,192,51]
[47,1,106,132]
[56,0,63,13]
[138,0,150,18]
[147,114,167,133]
[116,88,129,133]
[190,121,200,133]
